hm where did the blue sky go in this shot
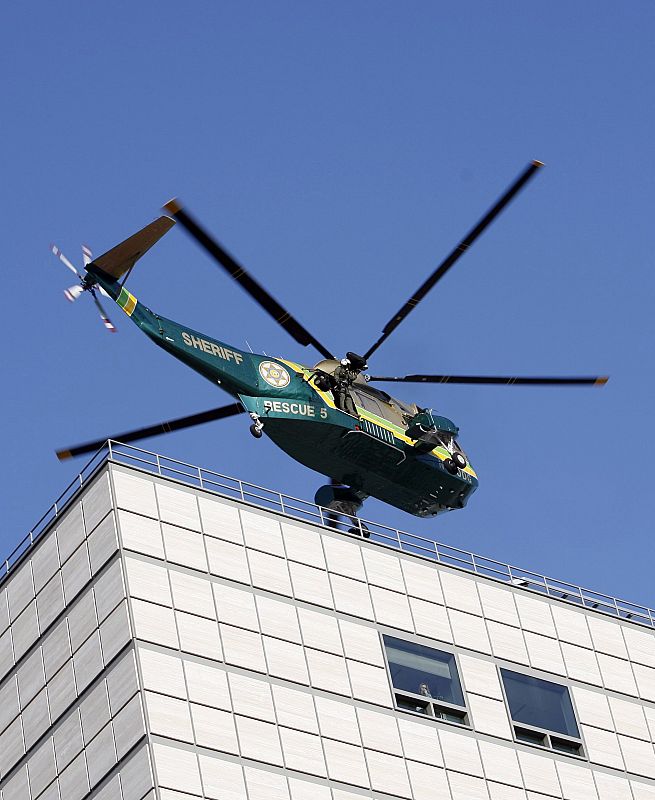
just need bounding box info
[1,2,653,607]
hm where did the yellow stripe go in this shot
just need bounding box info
[123,292,137,316]
[280,359,339,411]
[356,406,477,477]
[282,359,477,479]
[117,286,137,316]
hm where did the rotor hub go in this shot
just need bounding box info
[342,352,368,373]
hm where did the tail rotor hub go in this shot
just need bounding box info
[50,243,117,333]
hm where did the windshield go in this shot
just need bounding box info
[351,386,415,426]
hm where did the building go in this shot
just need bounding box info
[1,443,655,800]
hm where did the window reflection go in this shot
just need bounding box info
[501,669,580,738]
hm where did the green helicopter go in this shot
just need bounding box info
[53,161,606,525]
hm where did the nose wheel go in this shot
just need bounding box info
[444,451,467,473]
[249,413,264,438]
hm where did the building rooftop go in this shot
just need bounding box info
[5,440,653,629]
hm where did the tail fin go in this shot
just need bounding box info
[89,216,175,280]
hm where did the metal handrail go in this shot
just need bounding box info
[3,440,654,631]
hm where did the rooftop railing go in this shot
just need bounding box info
[4,440,654,630]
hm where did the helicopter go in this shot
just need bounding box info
[53,161,607,526]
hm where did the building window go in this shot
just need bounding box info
[383,635,468,724]
[500,668,584,756]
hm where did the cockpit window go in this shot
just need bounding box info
[390,397,416,417]
[351,387,412,427]
[351,389,385,417]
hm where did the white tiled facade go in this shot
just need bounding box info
[2,462,655,799]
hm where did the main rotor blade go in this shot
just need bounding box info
[163,199,334,361]
[369,374,609,386]
[363,160,544,361]
[56,402,245,460]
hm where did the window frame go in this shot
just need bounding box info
[498,666,585,758]
[381,634,470,727]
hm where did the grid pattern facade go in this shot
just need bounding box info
[0,471,153,800]
[1,462,655,800]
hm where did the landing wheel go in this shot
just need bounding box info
[325,511,340,529]
[443,458,459,475]
[249,424,263,439]
[451,452,467,469]
[315,482,368,537]
[348,522,370,539]
[315,483,365,512]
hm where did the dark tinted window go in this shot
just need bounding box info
[383,636,464,706]
[501,669,579,738]
[351,389,384,417]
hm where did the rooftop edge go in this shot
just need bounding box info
[4,440,653,630]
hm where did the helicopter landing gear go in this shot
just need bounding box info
[347,521,370,537]
[443,458,459,475]
[444,451,467,473]
[249,413,264,439]
[315,482,369,538]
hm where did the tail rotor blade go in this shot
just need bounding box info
[81,244,93,267]
[64,284,85,303]
[54,243,114,327]
[51,244,81,277]
[91,293,117,333]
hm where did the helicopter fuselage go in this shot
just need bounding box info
[58,165,608,518]
[89,267,478,517]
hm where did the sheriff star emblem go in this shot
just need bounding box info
[258,360,291,389]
